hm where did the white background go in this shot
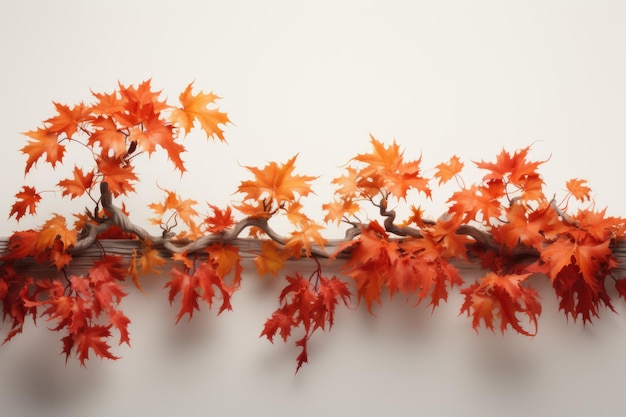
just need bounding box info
[1,1,626,416]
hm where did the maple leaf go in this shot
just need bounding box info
[331,166,360,197]
[88,116,128,158]
[114,79,168,128]
[128,250,144,291]
[317,276,351,328]
[254,240,289,276]
[322,198,360,224]
[284,221,327,258]
[21,127,66,174]
[475,146,545,187]
[538,234,613,292]
[548,264,613,323]
[572,208,624,242]
[96,156,138,196]
[44,101,92,139]
[353,136,431,199]
[260,308,297,342]
[238,155,316,205]
[204,204,236,233]
[35,214,77,253]
[58,167,95,199]
[148,189,198,229]
[137,244,167,275]
[10,186,41,220]
[339,222,400,311]
[565,178,592,202]
[166,261,234,323]
[1,230,39,261]
[169,82,230,140]
[128,113,185,172]
[460,272,541,336]
[434,155,464,185]
[424,215,473,260]
[261,273,350,372]
[195,262,233,315]
[206,243,243,287]
[63,325,119,367]
[166,267,200,323]
[496,202,566,251]
[447,182,504,224]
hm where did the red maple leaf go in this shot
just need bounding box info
[63,325,119,367]
[10,186,42,220]
[460,272,541,336]
[165,261,234,323]
[203,204,236,233]
[261,273,350,372]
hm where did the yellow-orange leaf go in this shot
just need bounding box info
[284,221,327,258]
[139,245,167,275]
[434,155,464,185]
[254,240,288,276]
[322,198,360,224]
[237,155,317,215]
[36,214,77,251]
[169,82,230,140]
[565,178,592,202]
[206,243,243,287]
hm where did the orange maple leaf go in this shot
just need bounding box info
[284,221,327,258]
[148,188,199,229]
[496,202,566,251]
[206,243,243,287]
[35,214,77,252]
[254,240,289,276]
[322,198,360,224]
[434,155,464,185]
[58,167,95,199]
[169,82,230,140]
[128,113,184,172]
[137,244,167,275]
[475,146,545,186]
[44,101,93,139]
[96,156,138,196]
[10,186,42,220]
[115,80,168,127]
[21,127,66,174]
[565,178,592,202]
[236,155,317,216]
[352,136,431,199]
[88,116,128,158]
[538,234,613,292]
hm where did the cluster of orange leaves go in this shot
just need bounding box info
[2,80,626,372]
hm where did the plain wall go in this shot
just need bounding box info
[1,1,626,416]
